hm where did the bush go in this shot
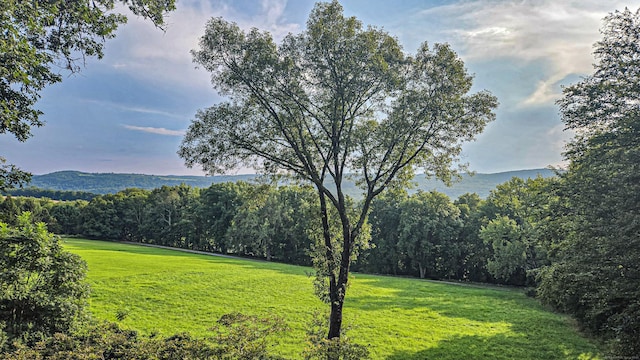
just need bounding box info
[0,212,89,349]
[303,311,370,360]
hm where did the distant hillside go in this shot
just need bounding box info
[29,169,559,199]
[405,169,559,199]
[29,171,256,195]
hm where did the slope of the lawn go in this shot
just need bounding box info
[63,238,602,359]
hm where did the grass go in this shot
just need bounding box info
[63,238,602,359]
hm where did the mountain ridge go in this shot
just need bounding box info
[26,168,559,199]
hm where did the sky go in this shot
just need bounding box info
[2,0,640,176]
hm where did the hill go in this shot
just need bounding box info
[29,168,558,198]
[28,171,256,194]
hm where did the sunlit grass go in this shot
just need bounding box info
[63,238,602,359]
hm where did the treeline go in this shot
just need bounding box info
[3,186,97,201]
[28,170,256,194]
[0,183,318,266]
[0,176,560,286]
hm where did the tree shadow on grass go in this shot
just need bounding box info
[346,275,532,320]
[344,276,602,358]
[385,333,600,360]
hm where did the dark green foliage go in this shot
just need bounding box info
[227,185,316,264]
[2,321,213,359]
[0,196,20,225]
[536,8,640,356]
[142,185,199,248]
[363,190,488,282]
[5,187,97,201]
[453,193,491,282]
[0,212,89,348]
[2,313,287,359]
[397,191,463,279]
[193,182,248,253]
[357,190,407,275]
[477,177,558,286]
[0,196,57,226]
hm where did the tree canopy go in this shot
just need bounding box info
[0,212,89,347]
[537,8,640,356]
[0,0,176,190]
[180,0,497,340]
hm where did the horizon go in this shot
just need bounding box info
[31,167,559,178]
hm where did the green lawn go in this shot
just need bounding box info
[63,238,602,359]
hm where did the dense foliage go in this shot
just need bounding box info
[3,187,97,201]
[536,8,640,356]
[1,177,559,287]
[2,313,290,359]
[0,212,89,348]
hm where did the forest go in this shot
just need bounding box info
[0,177,554,283]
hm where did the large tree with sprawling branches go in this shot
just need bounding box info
[179,0,497,340]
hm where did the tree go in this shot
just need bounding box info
[49,201,86,235]
[0,196,20,225]
[193,182,247,253]
[179,1,497,340]
[115,188,150,241]
[454,193,491,282]
[360,189,408,275]
[143,185,198,248]
[397,191,462,279]
[81,194,121,240]
[479,215,526,284]
[0,212,89,348]
[227,185,316,264]
[0,0,176,189]
[476,177,558,286]
[537,8,640,356]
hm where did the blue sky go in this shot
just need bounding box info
[2,0,639,175]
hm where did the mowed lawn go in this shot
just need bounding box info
[63,238,602,359]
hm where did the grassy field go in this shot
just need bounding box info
[63,238,602,359]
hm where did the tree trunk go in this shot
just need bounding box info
[317,188,344,340]
[419,263,426,279]
[328,294,344,339]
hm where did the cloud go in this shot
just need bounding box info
[101,0,301,92]
[123,125,185,136]
[81,99,185,119]
[546,123,574,153]
[416,0,635,106]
